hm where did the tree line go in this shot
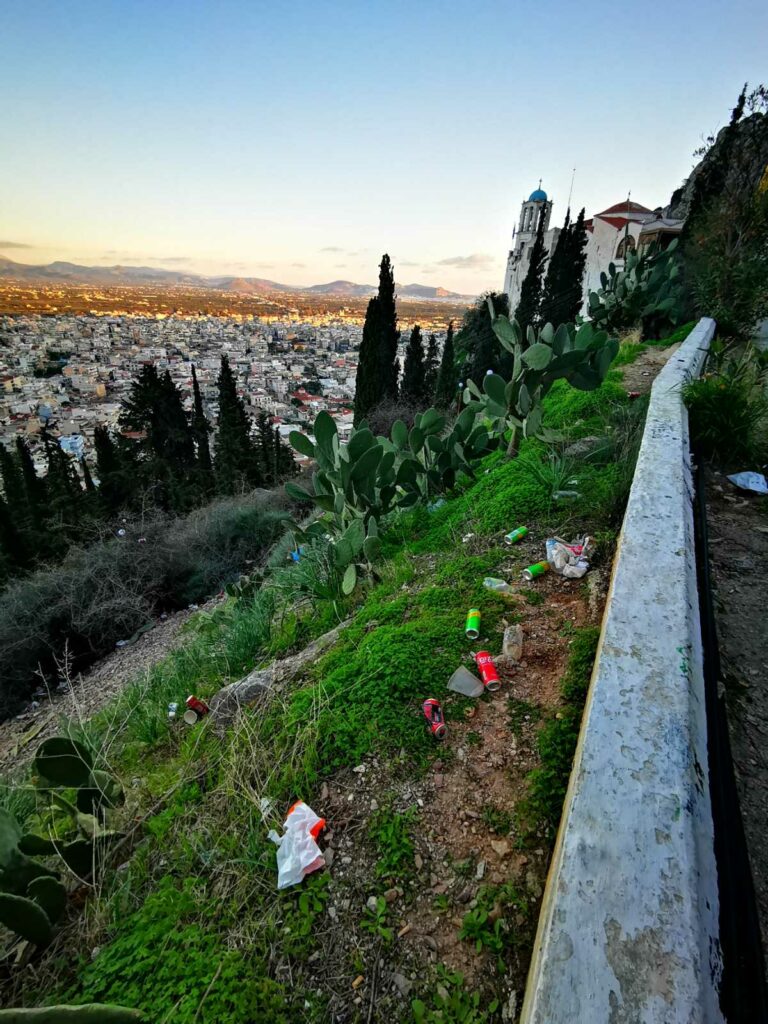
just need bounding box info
[354,223,588,423]
[0,356,296,582]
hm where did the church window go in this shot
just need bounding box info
[616,235,636,259]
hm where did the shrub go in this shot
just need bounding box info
[0,494,288,720]
[683,349,768,464]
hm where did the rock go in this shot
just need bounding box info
[423,935,438,952]
[414,853,423,870]
[475,859,486,880]
[432,882,448,895]
[353,764,366,774]
[457,886,473,903]
[384,888,399,904]
[320,782,330,802]
[341,855,352,865]
[502,623,524,661]
[323,847,335,868]
[366,895,379,912]
[328,906,338,920]
[563,435,605,459]
[397,923,412,939]
[370,798,379,812]
[393,973,412,997]
[433,773,445,788]
[491,839,510,857]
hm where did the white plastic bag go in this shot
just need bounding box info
[268,800,326,890]
[545,536,594,579]
[727,472,768,495]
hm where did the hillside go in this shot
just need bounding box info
[0,335,681,1022]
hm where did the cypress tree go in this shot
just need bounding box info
[435,322,457,408]
[563,207,588,323]
[401,326,426,405]
[539,209,571,328]
[16,436,45,543]
[191,364,214,495]
[457,292,511,387]
[377,254,400,400]
[354,296,382,425]
[214,355,262,494]
[42,432,83,549]
[256,411,277,486]
[0,451,33,571]
[0,442,30,532]
[0,492,28,578]
[274,427,297,481]
[94,426,134,517]
[424,333,439,396]
[514,210,548,341]
[80,457,96,494]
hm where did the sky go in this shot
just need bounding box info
[1,0,767,295]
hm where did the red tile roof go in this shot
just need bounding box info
[596,200,653,216]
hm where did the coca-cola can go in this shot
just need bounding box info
[422,698,447,739]
[474,651,501,692]
[183,695,210,724]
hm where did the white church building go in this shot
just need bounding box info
[503,185,683,315]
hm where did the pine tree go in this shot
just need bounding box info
[191,364,214,495]
[214,355,262,494]
[424,333,439,396]
[514,210,548,341]
[377,254,400,400]
[435,322,457,408]
[354,296,382,425]
[401,326,426,404]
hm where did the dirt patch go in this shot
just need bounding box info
[621,342,682,395]
[0,603,210,777]
[300,569,602,1021]
[706,469,768,975]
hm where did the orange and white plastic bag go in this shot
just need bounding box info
[268,800,326,890]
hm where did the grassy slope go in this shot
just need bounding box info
[3,341,674,1022]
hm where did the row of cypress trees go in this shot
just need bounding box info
[0,356,296,582]
[353,255,460,421]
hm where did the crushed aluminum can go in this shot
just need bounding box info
[422,698,447,739]
[474,651,501,692]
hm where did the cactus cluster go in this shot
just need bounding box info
[468,308,619,457]
[286,407,493,591]
[0,807,64,946]
[587,239,685,337]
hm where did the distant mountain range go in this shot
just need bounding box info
[0,256,471,301]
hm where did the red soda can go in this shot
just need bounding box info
[474,651,501,692]
[422,698,446,740]
[183,695,210,724]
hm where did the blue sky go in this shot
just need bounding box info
[1,0,766,293]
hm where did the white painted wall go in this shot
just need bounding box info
[521,319,724,1024]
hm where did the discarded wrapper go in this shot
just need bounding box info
[545,535,594,579]
[447,666,484,698]
[268,800,326,890]
[727,472,768,495]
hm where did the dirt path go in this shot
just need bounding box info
[0,604,202,777]
[706,470,768,972]
[621,341,682,394]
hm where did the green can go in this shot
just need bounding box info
[522,561,549,581]
[504,526,528,546]
[465,608,481,640]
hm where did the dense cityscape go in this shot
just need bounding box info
[0,293,463,474]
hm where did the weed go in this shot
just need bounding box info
[412,965,498,1023]
[458,883,530,970]
[370,807,417,880]
[433,893,451,913]
[524,589,545,606]
[481,804,513,836]
[465,731,482,748]
[507,698,541,737]
[360,896,394,944]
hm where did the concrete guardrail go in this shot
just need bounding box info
[521,318,723,1023]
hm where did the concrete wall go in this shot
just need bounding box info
[521,318,724,1024]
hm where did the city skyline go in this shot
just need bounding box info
[2,0,767,292]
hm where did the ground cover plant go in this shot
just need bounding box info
[0,336,658,1022]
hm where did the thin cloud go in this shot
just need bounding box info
[0,240,33,249]
[320,246,344,252]
[435,253,495,270]
[399,260,420,267]
[335,263,347,269]
[420,267,438,275]
[156,257,193,264]
[291,262,306,268]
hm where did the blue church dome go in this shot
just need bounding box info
[529,187,548,202]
